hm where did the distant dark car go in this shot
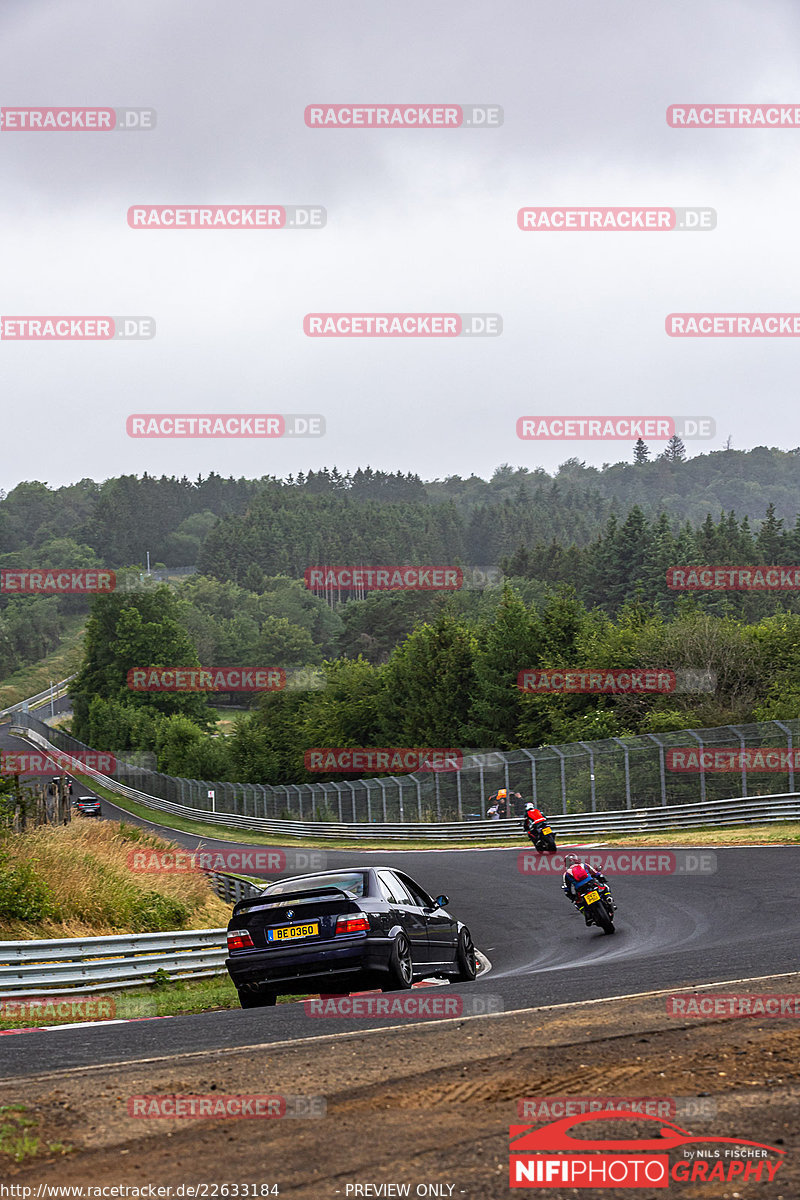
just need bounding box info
[74,796,101,818]
[225,866,478,1008]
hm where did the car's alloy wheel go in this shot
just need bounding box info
[453,928,478,981]
[382,933,414,991]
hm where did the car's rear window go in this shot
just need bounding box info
[264,871,367,898]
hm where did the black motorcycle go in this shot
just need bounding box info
[527,818,557,853]
[575,880,616,935]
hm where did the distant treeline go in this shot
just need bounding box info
[1,448,800,573]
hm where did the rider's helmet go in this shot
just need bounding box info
[525,802,535,811]
[565,854,580,867]
[496,789,507,799]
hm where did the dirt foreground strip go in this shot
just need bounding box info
[5,974,799,1197]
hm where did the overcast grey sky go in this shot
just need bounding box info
[1,0,799,489]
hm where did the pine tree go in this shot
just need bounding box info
[466,586,543,749]
[633,438,650,464]
[661,434,686,462]
[756,502,785,564]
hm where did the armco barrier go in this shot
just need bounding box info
[9,722,800,840]
[0,674,75,722]
[12,708,800,820]
[0,928,229,998]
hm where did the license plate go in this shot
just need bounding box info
[583,890,600,905]
[267,922,319,942]
[541,826,552,835]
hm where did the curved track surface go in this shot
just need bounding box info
[2,719,799,1079]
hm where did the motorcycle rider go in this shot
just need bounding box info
[562,853,615,925]
[522,801,548,837]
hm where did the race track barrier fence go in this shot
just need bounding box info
[0,927,230,998]
[0,674,76,722]
[8,716,800,840]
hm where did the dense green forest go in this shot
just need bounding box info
[4,446,800,692]
[69,581,800,786]
[2,447,800,573]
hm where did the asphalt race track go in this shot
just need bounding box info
[2,718,799,1080]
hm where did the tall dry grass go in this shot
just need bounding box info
[0,818,230,939]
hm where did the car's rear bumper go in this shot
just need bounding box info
[225,934,394,993]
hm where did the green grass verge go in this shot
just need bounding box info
[0,974,305,1030]
[0,1104,72,1163]
[69,773,800,849]
[0,614,86,708]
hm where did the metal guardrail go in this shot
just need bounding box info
[13,707,800,820]
[10,723,800,840]
[0,674,76,722]
[0,927,229,998]
[203,869,264,905]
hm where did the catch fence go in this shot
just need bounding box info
[10,710,800,824]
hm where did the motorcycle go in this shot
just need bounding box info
[575,880,616,935]
[527,818,557,853]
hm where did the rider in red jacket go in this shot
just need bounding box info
[562,853,615,924]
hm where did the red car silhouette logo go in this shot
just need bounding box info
[511,1110,785,1155]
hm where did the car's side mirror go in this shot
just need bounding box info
[434,894,449,908]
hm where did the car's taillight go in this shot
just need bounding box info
[335,914,370,935]
[227,929,255,951]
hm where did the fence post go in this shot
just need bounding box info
[646,733,668,804]
[773,720,796,793]
[390,776,405,822]
[578,742,596,811]
[520,749,537,807]
[551,746,567,814]
[725,725,747,798]
[611,738,632,809]
[687,730,706,803]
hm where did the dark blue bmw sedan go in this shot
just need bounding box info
[225,866,478,1007]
